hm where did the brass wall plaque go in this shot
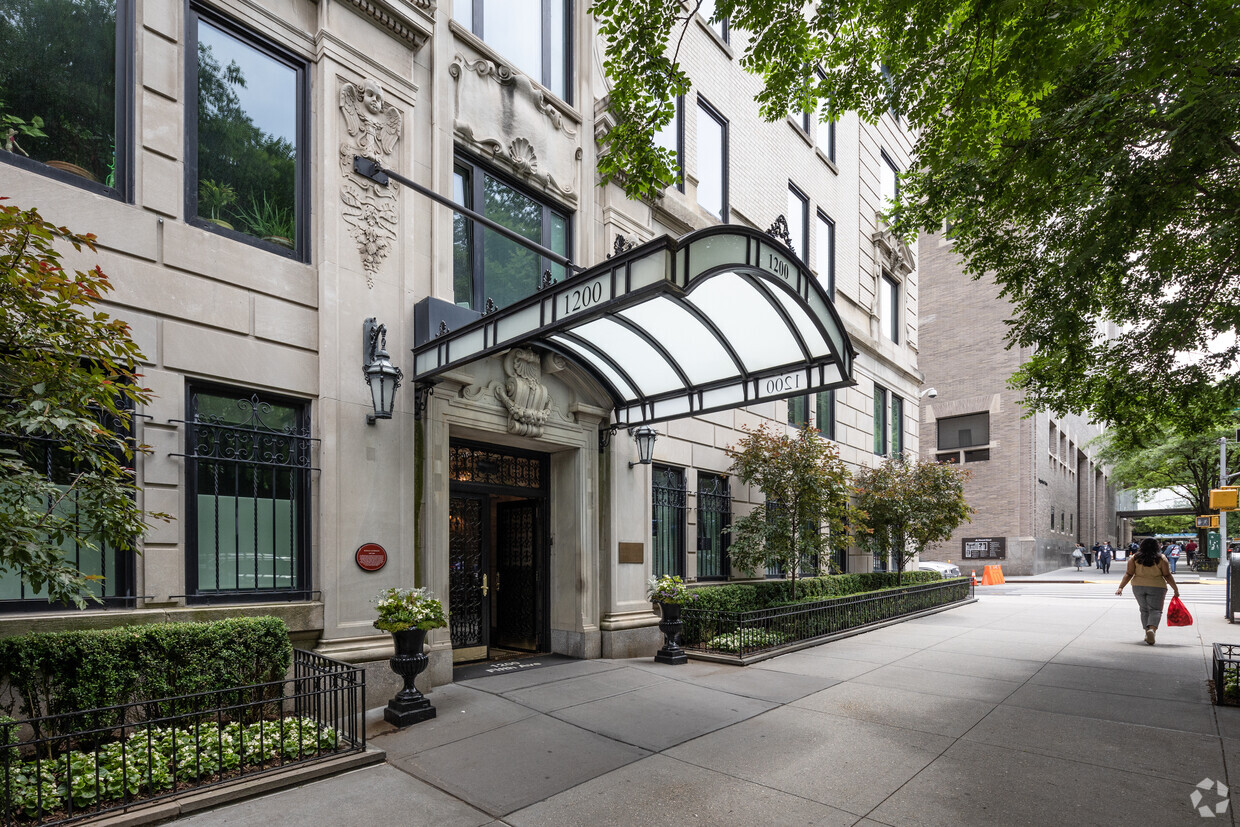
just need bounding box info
[618,542,643,564]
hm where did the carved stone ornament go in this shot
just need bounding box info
[339,78,404,286]
[449,54,579,205]
[871,221,916,278]
[495,348,553,438]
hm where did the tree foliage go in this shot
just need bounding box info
[725,424,852,598]
[853,457,974,583]
[0,201,163,606]
[592,0,1240,431]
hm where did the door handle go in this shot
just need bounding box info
[481,574,488,596]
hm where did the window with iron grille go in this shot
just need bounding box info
[184,387,314,602]
[651,464,686,578]
[0,401,136,608]
[696,473,730,580]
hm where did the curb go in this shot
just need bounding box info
[88,746,387,827]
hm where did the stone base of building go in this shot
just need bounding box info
[600,624,663,659]
[551,628,601,659]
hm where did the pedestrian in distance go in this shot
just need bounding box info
[1167,542,1180,573]
[1185,539,1197,566]
[1115,537,1180,645]
[1098,545,1112,574]
[1072,544,1084,572]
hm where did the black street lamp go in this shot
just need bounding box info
[364,317,403,424]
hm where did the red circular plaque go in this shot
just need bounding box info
[355,543,387,572]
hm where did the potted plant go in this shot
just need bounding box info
[646,575,698,664]
[374,586,447,726]
[198,179,237,230]
[233,191,295,249]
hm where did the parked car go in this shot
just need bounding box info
[917,561,961,579]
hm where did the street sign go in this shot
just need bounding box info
[1199,515,1220,529]
[1209,531,1222,559]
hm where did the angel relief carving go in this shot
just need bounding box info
[339,78,404,286]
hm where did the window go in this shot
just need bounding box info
[453,156,570,310]
[1060,511,1065,532]
[0,400,135,607]
[816,210,835,297]
[1070,514,1074,534]
[787,395,810,428]
[698,0,728,42]
[786,183,808,260]
[874,385,889,456]
[815,69,836,163]
[880,150,899,207]
[696,473,731,580]
[890,394,904,457]
[816,390,836,440]
[881,273,901,342]
[453,0,571,101]
[653,95,684,191]
[0,0,130,196]
[652,465,686,578]
[189,6,307,257]
[1050,506,1055,530]
[696,98,728,220]
[186,387,313,601]
[938,413,990,450]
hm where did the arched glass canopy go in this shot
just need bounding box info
[412,225,856,427]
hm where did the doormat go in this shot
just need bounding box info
[454,653,576,682]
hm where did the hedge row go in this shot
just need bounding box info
[0,617,292,736]
[688,571,944,614]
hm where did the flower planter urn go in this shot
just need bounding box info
[384,628,436,727]
[655,601,688,665]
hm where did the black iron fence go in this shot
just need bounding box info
[682,578,973,660]
[0,649,364,825]
[1213,643,1240,706]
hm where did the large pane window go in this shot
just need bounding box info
[816,390,836,440]
[696,473,731,580]
[0,401,135,607]
[696,98,728,220]
[817,69,836,163]
[874,385,889,456]
[653,95,684,191]
[453,0,570,101]
[786,183,808,260]
[881,273,901,342]
[190,7,306,256]
[652,465,686,578]
[0,0,127,194]
[938,413,990,450]
[787,395,810,428]
[698,0,728,42]
[186,388,313,601]
[816,210,835,297]
[880,150,899,207]
[890,394,904,457]
[453,157,571,310]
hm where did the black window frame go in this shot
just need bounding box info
[696,96,729,222]
[185,2,311,262]
[880,149,900,206]
[787,394,810,429]
[652,464,687,578]
[698,0,729,43]
[695,472,731,581]
[453,152,573,312]
[787,182,809,261]
[890,393,904,457]
[937,412,990,451]
[183,383,314,604]
[457,0,573,104]
[874,384,889,456]
[816,389,836,441]
[882,272,901,343]
[0,0,135,201]
[816,209,835,299]
[654,94,685,192]
[816,69,836,163]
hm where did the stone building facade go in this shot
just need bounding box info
[917,231,1122,576]
[1,0,920,688]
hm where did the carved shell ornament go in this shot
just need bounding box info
[508,137,538,176]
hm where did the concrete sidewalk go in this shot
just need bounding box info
[181,587,1240,826]
[1002,563,1224,584]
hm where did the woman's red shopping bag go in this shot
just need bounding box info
[1167,595,1194,627]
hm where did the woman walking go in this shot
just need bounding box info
[1115,538,1180,645]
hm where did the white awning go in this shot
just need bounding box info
[412,225,856,427]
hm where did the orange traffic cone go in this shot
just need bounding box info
[971,569,978,587]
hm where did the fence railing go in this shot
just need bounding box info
[681,578,973,661]
[0,649,365,826]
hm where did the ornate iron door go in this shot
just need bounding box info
[494,500,541,652]
[449,494,489,662]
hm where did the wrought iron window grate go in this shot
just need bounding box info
[696,473,731,580]
[652,465,686,578]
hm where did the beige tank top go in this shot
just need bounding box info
[1131,560,1167,589]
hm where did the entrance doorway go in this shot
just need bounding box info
[447,441,549,663]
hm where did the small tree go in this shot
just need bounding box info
[725,424,852,598]
[853,457,974,583]
[0,200,163,606]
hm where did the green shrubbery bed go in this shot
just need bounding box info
[688,571,944,614]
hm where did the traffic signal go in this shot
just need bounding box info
[1210,487,1240,511]
[1198,515,1220,529]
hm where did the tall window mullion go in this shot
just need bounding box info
[652,465,686,578]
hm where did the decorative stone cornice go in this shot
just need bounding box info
[343,0,433,53]
[872,217,916,278]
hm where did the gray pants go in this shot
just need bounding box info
[1132,586,1167,629]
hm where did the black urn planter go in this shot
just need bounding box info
[655,601,688,664]
[384,628,436,727]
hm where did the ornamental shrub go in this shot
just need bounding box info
[688,572,942,615]
[0,617,292,741]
